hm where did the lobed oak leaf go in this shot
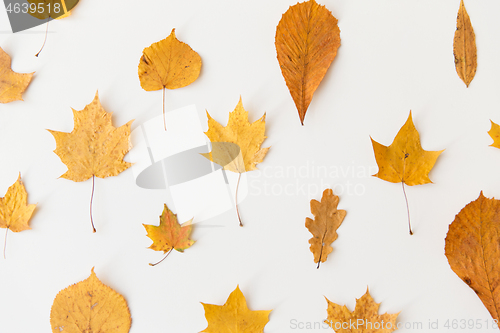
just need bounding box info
[0,47,34,103]
[48,92,133,232]
[50,268,131,333]
[0,174,36,258]
[453,0,477,87]
[202,97,269,226]
[325,289,399,333]
[371,112,443,234]
[445,192,500,321]
[200,286,271,333]
[276,0,341,125]
[143,203,194,266]
[305,189,346,268]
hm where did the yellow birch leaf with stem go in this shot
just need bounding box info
[201,286,271,333]
[202,97,269,226]
[0,47,34,103]
[0,174,36,258]
[27,0,80,57]
[143,203,194,266]
[48,92,133,232]
[138,28,202,131]
[370,111,443,235]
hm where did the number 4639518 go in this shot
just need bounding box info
[444,319,498,330]
[6,2,61,14]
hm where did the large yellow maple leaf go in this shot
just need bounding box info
[0,47,33,103]
[201,286,271,333]
[143,203,194,266]
[50,268,131,333]
[325,289,399,333]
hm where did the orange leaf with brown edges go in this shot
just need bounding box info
[275,0,340,125]
[445,192,500,322]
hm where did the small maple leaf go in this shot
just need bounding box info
[49,92,133,232]
[50,268,131,333]
[325,289,399,333]
[201,286,271,333]
[202,97,269,226]
[0,47,34,103]
[488,120,500,149]
[371,111,443,234]
[0,174,36,258]
[453,0,477,87]
[143,203,194,266]
[445,192,500,321]
[306,189,346,268]
[276,0,341,125]
[138,28,202,130]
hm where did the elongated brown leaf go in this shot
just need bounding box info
[445,192,500,321]
[453,0,477,87]
[275,0,340,125]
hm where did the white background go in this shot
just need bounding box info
[1,0,500,332]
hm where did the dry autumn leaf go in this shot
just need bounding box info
[143,203,194,266]
[0,47,33,103]
[325,289,399,333]
[138,28,202,130]
[445,192,500,322]
[50,268,131,333]
[305,189,346,268]
[488,120,500,149]
[0,174,36,258]
[49,92,133,232]
[371,111,443,234]
[27,0,80,56]
[201,286,271,333]
[453,0,477,87]
[276,0,340,125]
[202,97,269,226]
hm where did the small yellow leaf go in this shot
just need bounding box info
[202,97,269,174]
[371,112,443,186]
[0,47,33,103]
[325,289,399,333]
[306,189,346,268]
[50,268,131,333]
[276,0,341,125]
[488,120,500,149]
[0,174,36,232]
[49,92,133,182]
[201,286,271,333]
[138,28,202,91]
[453,0,477,87]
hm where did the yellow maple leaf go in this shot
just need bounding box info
[138,28,202,129]
[488,120,500,149]
[275,0,341,125]
[325,289,399,333]
[50,268,131,333]
[0,47,33,103]
[202,97,269,226]
[306,189,346,268]
[201,286,271,333]
[0,174,36,258]
[143,203,194,266]
[371,112,443,234]
[49,92,133,232]
[453,0,477,87]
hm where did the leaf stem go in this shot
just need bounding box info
[150,247,174,266]
[236,172,242,227]
[162,87,166,131]
[401,181,412,235]
[3,227,8,259]
[35,19,50,57]
[90,175,96,233]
